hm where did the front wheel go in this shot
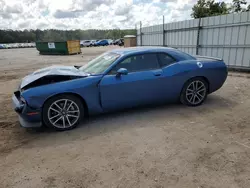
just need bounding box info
[180,77,208,106]
[43,95,84,131]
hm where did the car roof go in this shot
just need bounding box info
[110,46,195,61]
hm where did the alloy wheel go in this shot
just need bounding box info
[185,80,206,105]
[48,99,80,129]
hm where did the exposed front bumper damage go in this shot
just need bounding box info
[17,115,42,128]
[12,94,42,128]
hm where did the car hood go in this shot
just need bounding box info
[20,65,89,89]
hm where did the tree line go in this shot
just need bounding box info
[0,29,136,43]
[191,0,250,18]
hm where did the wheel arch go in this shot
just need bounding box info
[182,76,210,93]
[198,76,210,93]
[179,76,210,106]
[42,92,89,117]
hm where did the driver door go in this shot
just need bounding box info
[99,53,165,111]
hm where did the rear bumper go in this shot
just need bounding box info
[12,94,42,128]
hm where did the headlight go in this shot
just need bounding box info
[20,96,26,104]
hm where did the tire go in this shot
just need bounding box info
[43,94,84,131]
[180,77,208,106]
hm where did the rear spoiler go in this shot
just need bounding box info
[194,55,223,61]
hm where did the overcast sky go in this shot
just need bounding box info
[0,0,249,30]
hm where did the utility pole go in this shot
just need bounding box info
[140,21,142,46]
[163,15,165,46]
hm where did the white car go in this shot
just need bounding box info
[11,43,18,48]
[90,40,96,46]
[81,40,92,47]
[107,39,113,45]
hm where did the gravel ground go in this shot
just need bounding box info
[0,47,250,188]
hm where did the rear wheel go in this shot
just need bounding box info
[43,95,84,131]
[180,77,208,106]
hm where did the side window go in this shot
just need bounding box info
[157,53,176,67]
[111,54,159,74]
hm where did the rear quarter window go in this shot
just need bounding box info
[157,53,176,67]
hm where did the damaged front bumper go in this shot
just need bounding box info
[12,93,42,128]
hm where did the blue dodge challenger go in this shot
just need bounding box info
[12,47,228,131]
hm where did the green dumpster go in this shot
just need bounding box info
[36,40,81,55]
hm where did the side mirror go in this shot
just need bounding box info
[116,68,128,77]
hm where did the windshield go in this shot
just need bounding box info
[79,53,120,74]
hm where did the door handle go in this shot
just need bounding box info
[152,70,162,76]
[154,73,162,76]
